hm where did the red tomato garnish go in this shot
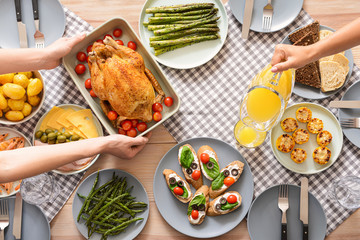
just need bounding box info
[121,120,132,131]
[86,55,90,63]
[137,122,147,132]
[113,28,123,38]
[191,210,199,219]
[153,112,162,122]
[200,153,210,164]
[152,102,163,112]
[85,78,91,89]
[224,177,235,187]
[76,52,87,62]
[89,89,97,97]
[115,40,124,45]
[96,39,104,44]
[107,111,118,121]
[103,34,113,39]
[131,119,139,128]
[164,97,174,107]
[173,186,184,196]
[191,170,201,180]
[86,45,93,53]
[75,64,86,75]
[126,128,137,137]
[127,41,137,50]
[118,128,126,135]
[227,194,237,204]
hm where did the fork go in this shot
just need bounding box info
[32,0,45,48]
[278,184,289,240]
[340,118,360,128]
[0,199,9,240]
[262,0,274,31]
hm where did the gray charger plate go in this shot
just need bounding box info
[247,184,326,240]
[153,137,254,238]
[338,80,360,148]
[2,196,50,240]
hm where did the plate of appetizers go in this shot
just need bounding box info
[153,137,254,238]
[247,184,326,240]
[281,23,354,99]
[139,0,228,69]
[270,102,343,174]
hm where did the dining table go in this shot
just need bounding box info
[48,0,360,239]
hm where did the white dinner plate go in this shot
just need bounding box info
[139,0,228,69]
[270,102,343,174]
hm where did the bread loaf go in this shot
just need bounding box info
[320,61,346,92]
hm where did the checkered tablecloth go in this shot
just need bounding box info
[161,4,360,236]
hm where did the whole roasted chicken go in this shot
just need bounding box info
[88,36,164,126]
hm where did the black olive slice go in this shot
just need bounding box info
[177,181,184,187]
[169,177,176,185]
[191,163,198,169]
[207,161,214,169]
[215,203,221,210]
[198,204,205,211]
[231,169,239,176]
[186,168,193,175]
[220,197,227,205]
[192,204,198,211]
[223,170,230,177]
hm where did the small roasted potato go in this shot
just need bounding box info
[0,73,15,84]
[2,106,10,113]
[276,134,295,153]
[291,148,307,164]
[27,78,43,96]
[292,129,310,144]
[0,93,7,110]
[2,83,26,100]
[27,95,41,106]
[307,118,324,134]
[5,110,24,121]
[296,107,312,123]
[13,74,30,88]
[17,71,33,78]
[22,102,32,117]
[280,117,298,132]
[313,146,331,165]
[8,99,25,111]
[317,130,332,146]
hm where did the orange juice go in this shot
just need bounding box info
[234,117,267,148]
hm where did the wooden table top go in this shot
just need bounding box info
[53,0,360,239]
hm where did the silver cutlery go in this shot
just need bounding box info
[262,0,274,31]
[340,118,360,128]
[300,177,309,240]
[14,0,28,48]
[32,0,45,48]
[13,192,23,240]
[0,199,9,240]
[241,0,254,39]
[278,184,289,240]
[330,100,360,109]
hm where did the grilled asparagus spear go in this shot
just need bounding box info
[150,33,220,48]
[150,27,219,41]
[154,17,220,35]
[145,3,214,14]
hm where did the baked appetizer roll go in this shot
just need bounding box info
[317,130,332,146]
[280,117,298,132]
[292,129,310,144]
[207,191,242,216]
[178,144,203,189]
[276,134,295,153]
[307,118,324,134]
[187,185,209,225]
[197,145,220,181]
[163,169,192,203]
[313,146,331,165]
[209,161,244,199]
[291,148,307,163]
[296,107,312,123]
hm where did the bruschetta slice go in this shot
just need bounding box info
[209,161,244,199]
[197,145,220,181]
[207,191,242,216]
[187,185,209,225]
[163,169,192,203]
[178,144,203,189]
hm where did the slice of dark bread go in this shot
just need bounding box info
[295,62,321,88]
[293,32,315,46]
[288,21,320,43]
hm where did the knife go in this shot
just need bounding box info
[241,0,254,39]
[14,0,28,48]
[330,100,360,109]
[300,177,309,240]
[13,192,23,240]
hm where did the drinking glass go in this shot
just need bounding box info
[329,175,360,209]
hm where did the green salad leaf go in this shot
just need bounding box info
[180,146,194,168]
[187,194,206,215]
[202,157,220,179]
[221,202,238,210]
[211,172,225,190]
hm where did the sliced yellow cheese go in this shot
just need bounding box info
[47,108,66,130]
[66,109,99,139]
[39,106,62,131]
[56,108,76,128]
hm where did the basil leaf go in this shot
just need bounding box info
[187,194,205,215]
[211,172,225,190]
[170,183,189,199]
[221,202,238,210]
[202,157,220,179]
[180,146,194,169]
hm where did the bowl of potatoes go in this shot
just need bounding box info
[0,71,45,124]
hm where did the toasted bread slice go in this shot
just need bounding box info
[207,191,242,216]
[320,61,347,92]
[332,53,349,73]
[288,21,320,43]
[187,185,210,225]
[178,144,203,189]
[163,169,192,203]
[209,161,244,199]
[197,145,221,181]
[295,62,321,88]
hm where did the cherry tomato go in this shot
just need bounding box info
[227,194,238,204]
[121,120,132,131]
[191,170,201,180]
[76,52,87,62]
[164,97,174,107]
[113,28,123,38]
[127,41,137,50]
[137,122,147,132]
[75,64,86,75]
[131,119,139,128]
[153,112,162,122]
[152,102,163,112]
[224,177,235,187]
[115,40,124,45]
[85,78,91,89]
[86,45,93,53]
[103,34,113,39]
[126,128,137,137]
[89,89,97,97]
[96,39,104,44]
[118,128,126,135]
[191,210,199,219]
[200,153,210,164]
[173,186,184,196]
[107,111,118,121]
[86,55,90,63]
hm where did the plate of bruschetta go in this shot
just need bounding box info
[153,137,254,238]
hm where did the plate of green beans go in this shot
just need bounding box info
[72,169,149,240]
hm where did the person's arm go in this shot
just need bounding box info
[0,133,150,182]
[271,17,360,72]
[0,34,86,74]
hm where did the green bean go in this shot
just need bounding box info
[77,171,100,222]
